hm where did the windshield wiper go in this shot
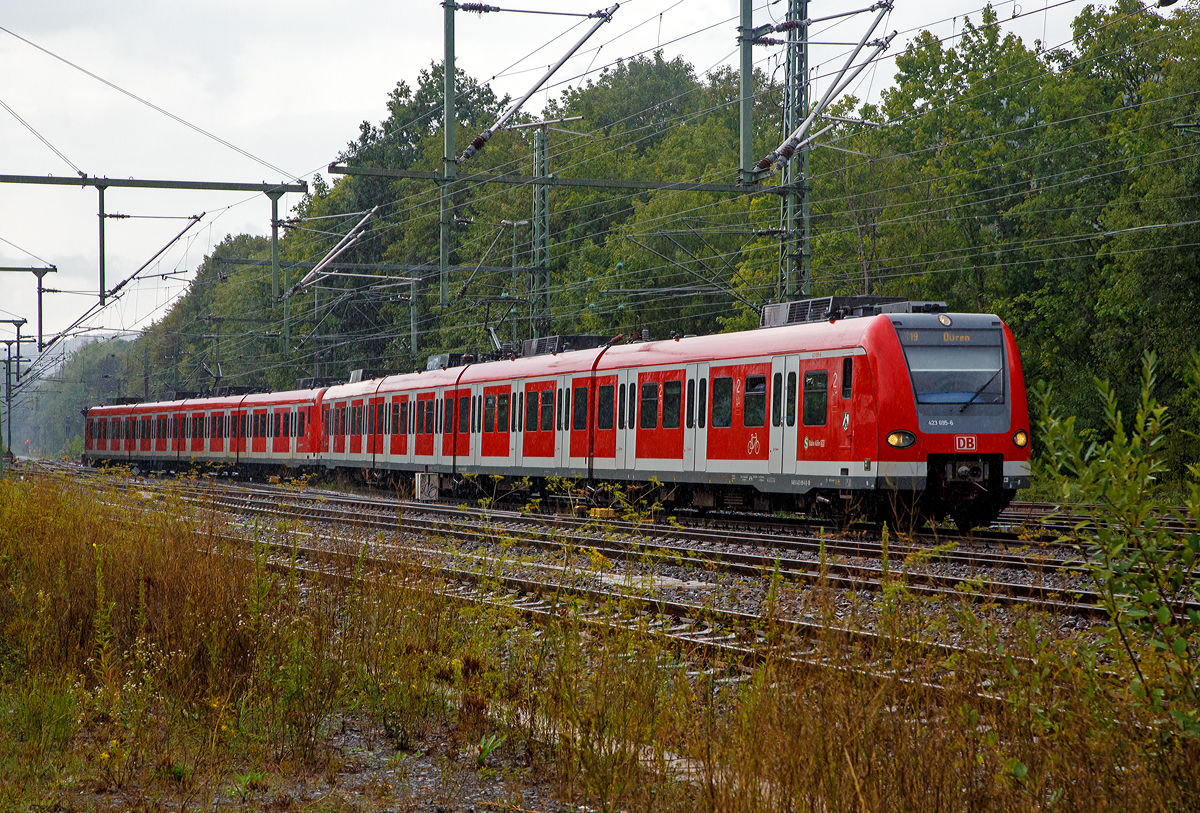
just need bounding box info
[959,367,1002,413]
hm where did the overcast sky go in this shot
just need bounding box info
[0,0,1088,358]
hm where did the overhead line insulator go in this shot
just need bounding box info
[458,3,500,12]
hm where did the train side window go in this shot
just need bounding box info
[435,400,442,434]
[556,389,563,431]
[517,391,524,431]
[395,403,402,435]
[541,388,554,431]
[564,388,571,431]
[499,393,510,432]
[772,373,783,427]
[711,377,733,428]
[275,413,282,438]
[628,381,636,429]
[572,386,587,431]
[662,380,681,429]
[744,376,767,428]
[842,357,853,400]
[786,372,797,427]
[484,394,496,433]
[803,371,829,426]
[525,391,538,432]
[368,404,375,436]
[640,381,658,429]
[298,411,305,437]
[598,384,615,430]
[618,383,626,429]
[686,379,695,429]
[417,400,426,436]
[426,400,435,435]
[698,378,707,428]
[456,396,467,434]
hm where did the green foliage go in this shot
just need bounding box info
[1036,352,1200,734]
[16,3,1200,474]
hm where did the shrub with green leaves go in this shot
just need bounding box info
[1036,352,1200,734]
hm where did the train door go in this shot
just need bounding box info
[770,355,801,475]
[837,356,853,458]
[614,370,634,472]
[683,364,699,472]
[693,363,709,473]
[554,375,571,472]
[511,386,523,468]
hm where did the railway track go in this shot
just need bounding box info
[104,473,1119,619]
[37,461,1196,623]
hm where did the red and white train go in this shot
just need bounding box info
[84,298,1031,528]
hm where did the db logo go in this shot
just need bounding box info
[955,435,977,452]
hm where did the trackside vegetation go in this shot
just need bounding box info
[3,376,1200,813]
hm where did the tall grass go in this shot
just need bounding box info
[1,471,1197,810]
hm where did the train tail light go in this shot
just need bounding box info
[886,430,916,448]
[1013,430,1029,448]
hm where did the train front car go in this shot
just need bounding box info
[867,309,1031,529]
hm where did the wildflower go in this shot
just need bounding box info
[101,752,110,760]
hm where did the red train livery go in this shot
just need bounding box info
[85,300,1032,528]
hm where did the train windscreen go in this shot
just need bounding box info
[898,328,1004,405]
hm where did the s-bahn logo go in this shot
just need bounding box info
[955,435,977,452]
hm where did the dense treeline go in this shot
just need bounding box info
[16,1,1200,470]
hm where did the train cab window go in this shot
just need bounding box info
[540,389,554,432]
[803,371,829,427]
[744,376,767,428]
[598,384,615,430]
[525,391,538,432]
[499,393,510,432]
[572,386,588,431]
[618,384,626,429]
[698,378,707,429]
[484,395,496,433]
[772,373,783,427]
[711,377,733,428]
[686,380,695,429]
[640,382,658,429]
[842,357,853,400]
[663,380,682,429]
[786,372,797,427]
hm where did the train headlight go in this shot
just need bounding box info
[886,430,916,448]
[1013,430,1029,448]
